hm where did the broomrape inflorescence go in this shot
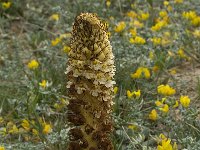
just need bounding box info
[66,13,115,150]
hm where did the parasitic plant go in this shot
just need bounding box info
[66,13,115,150]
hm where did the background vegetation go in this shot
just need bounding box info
[0,0,200,149]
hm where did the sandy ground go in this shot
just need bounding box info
[174,62,200,104]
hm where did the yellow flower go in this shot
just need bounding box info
[0,127,6,136]
[0,117,3,124]
[159,104,169,113]
[139,12,149,21]
[21,119,30,131]
[128,124,137,130]
[51,37,62,46]
[114,86,118,94]
[177,49,187,58]
[129,36,146,44]
[169,68,177,75]
[167,5,173,11]
[159,11,168,18]
[159,133,167,140]
[149,51,154,60]
[151,20,167,31]
[2,2,11,9]
[49,14,59,21]
[157,84,176,96]
[127,90,134,99]
[173,100,179,108]
[43,123,52,134]
[157,139,173,150]
[39,80,47,88]
[163,1,169,6]
[175,0,183,3]
[32,129,39,136]
[63,45,71,53]
[8,124,19,134]
[0,146,5,150]
[27,59,39,70]
[180,95,190,108]
[149,109,158,121]
[173,142,178,150]
[106,0,111,7]
[114,21,126,32]
[131,3,135,8]
[54,103,62,110]
[155,100,163,107]
[151,37,162,45]
[129,28,137,37]
[191,16,200,26]
[133,20,144,28]
[134,90,141,99]
[126,11,137,19]
[182,11,197,20]
[60,98,69,105]
[131,67,150,79]
[193,29,200,38]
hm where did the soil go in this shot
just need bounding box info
[173,62,200,108]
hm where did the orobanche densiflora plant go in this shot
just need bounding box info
[66,13,116,150]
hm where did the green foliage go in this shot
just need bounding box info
[0,0,200,149]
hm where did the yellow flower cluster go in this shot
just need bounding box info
[114,86,118,94]
[131,67,150,79]
[182,11,200,26]
[42,123,52,134]
[159,11,168,18]
[106,0,111,7]
[21,119,31,131]
[114,21,126,32]
[157,134,177,150]
[129,28,137,37]
[129,36,146,44]
[2,2,11,9]
[49,14,60,21]
[151,37,162,45]
[180,95,190,108]
[54,98,69,111]
[39,80,47,88]
[138,12,149,21]
[155,98,170,113]
[193,29,200,38]
[0,146,5,150]
[63,45,71,53]
[51,37,62,46]
[126,11,137,19]
[175,0,183,3]
[51,33,71,47]
[128,124,138,130]
[149,109,158,121]
[21,119,52,135]
[127,90,141,99]
[151,20,167,31]
[27,59,39,70]
[159,104,169,113]
[173,100,179,108]
[132,20,144,28]
[7,122,18,134]
[157,84,176,96]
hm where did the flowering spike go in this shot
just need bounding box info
[66,13,115,150]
